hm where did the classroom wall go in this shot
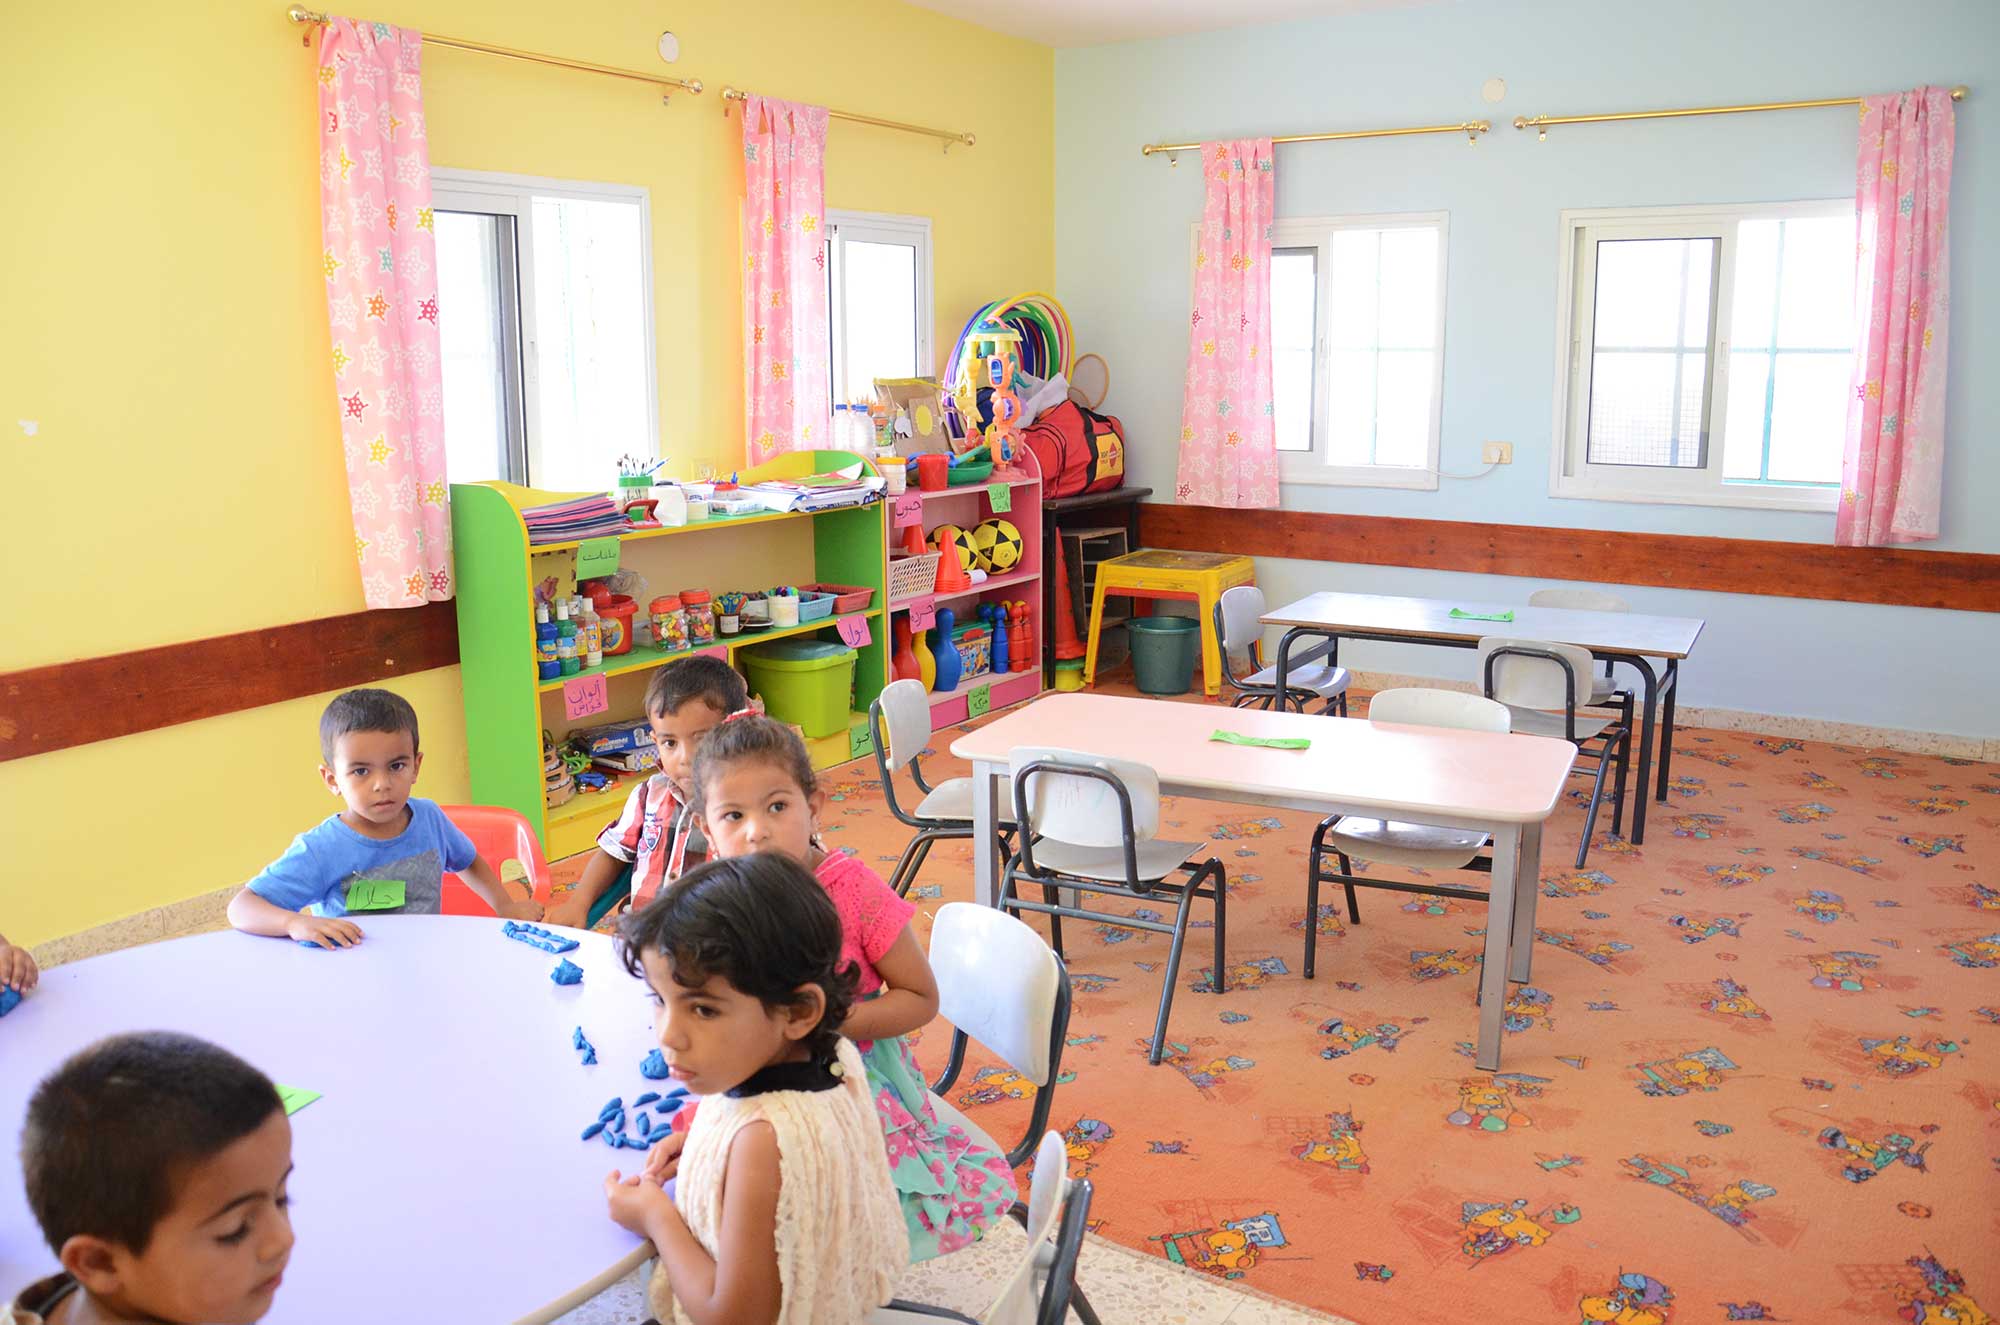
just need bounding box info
[0,0,1052,946]
[1053,0,1998,736]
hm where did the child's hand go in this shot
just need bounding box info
[543,895,591,930]
[603,1169,676,1236]
[496,896,545,922]
[0,942,38,992]
[641,1131,685,1185]
[287,915,364,949]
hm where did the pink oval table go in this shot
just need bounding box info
[0,917,665,1323]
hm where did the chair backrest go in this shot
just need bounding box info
[439,805,551,912]
[1367,687,1511,734]
[872,678,934,774]
[1477,637,1595,713]
[1215,584,1267,657]
[1008,745,1160,848]
[932,904,1066,1088]
[1528,586,1630,613]
[983,1132,1072,1325]
[1022,1129,1069,1248]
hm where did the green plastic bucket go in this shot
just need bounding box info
[1129,615,1199,695]
[741,639,856,737]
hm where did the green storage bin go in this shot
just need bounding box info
[1129,615,1199,695]
[741,639,857,738]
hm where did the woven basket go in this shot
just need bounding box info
[888,552,942,602]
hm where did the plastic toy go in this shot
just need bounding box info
[550,958,584,986]
[971,519,1023,572]
[933,608,961,692]
[640,1048,672,1080]
[986,602,1011,673]
[1009,601,1035,671]
[504,920,579,954]
[932,524,976,572]
[913,623,937,691]
[892,617,922,683]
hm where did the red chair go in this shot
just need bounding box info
[439,804,554,915]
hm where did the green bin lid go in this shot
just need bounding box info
[744,639,854,664]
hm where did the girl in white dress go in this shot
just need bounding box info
[602,853,909,1325]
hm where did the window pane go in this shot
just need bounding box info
[1270,249,1315,452]
[1374,350,1433,467]
[1722,351,1771,480]
[435,211,511,483]
[1587,237,1714,467]
[1767,352,1847,484]
[1592,237,1714,348]
[1732,220,1780,348]
[1775,215,1853,349]
[1376,228,1439,349]
[1587,351,1708,468]
[836,238,918,401]
[1327,349,1375,465]
[529,196,649,493]
[1326,230,1380,350]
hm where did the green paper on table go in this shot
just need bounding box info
[1448,608,1515,622]
[276,1085,321,1116]
[1210,729,1312,750]
[343,879,406,912]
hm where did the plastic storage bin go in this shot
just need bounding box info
[741,639,857,738]
[1129,615,1199,695]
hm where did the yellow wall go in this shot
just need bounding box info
[0,0,1053,945]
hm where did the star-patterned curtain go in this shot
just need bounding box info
[1175,139,1279,509]
[317,16,451,608]
[740,94,832,465]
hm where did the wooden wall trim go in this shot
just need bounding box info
[0,603,460,763]
[1139,505,2000,614]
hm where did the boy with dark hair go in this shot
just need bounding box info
[543,655,748,930]
[8,1032,295,1324]
[227,687,540,948]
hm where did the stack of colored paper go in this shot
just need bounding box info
[521,495,631,545]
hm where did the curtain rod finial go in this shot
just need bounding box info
[1951,84,1969,101]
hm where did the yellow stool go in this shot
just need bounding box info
[1083,549,1255,697]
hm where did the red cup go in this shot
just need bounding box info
[916,454,949,491]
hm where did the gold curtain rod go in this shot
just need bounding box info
[285,6,703,98]
[1142,120,1490,157]
[1516,84,1969,137]
[720,87,974,152]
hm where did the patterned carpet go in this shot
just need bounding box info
[551,683,2000,1325]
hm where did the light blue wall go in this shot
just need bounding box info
[1054,0,1997,737]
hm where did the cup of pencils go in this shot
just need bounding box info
[615,454,667,517]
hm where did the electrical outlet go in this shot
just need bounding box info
[1481,441,1513,465]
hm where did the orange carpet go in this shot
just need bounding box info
[552,683,2000,1325]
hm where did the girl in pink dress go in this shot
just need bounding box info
[687,714,1017,1259]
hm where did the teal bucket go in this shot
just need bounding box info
[1129,615,1199,695]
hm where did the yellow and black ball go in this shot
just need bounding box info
[971,519,1023,573]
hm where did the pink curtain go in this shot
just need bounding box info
[1176,139,1279,509]
[1838,87,1955,546]
[317,18,450,607]
[741,95,832,465]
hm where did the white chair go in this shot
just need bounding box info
[924,903,1072,1169]
[870,680,1017,897]
[1002,747,1226,1065]
[873,1131,1096,1325]
[1528,587,1635,715]
[1212,584,1352,714]
[1305,689,1512,975]
[1478,637,1631,867]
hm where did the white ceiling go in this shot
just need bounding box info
[902,0,1437,48]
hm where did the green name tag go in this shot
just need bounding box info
[1448,608,1514,622]
[987,482,1011,513]
[1209,730,1311,750]
[967,683,991,718]
[848,723,875,760]
[576,536,622,579]
[344,879,406,912]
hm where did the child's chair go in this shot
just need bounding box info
[439,805,553,915]
[1002,747,1226,1065]
[1477,637,1631,866]
[923,902,1072,1169]
[1305,690,1510,975]
[873,1130,1096,1325]
[1527,587,1636,723]
[870,679,1017,898]
[1212,584,1351,714]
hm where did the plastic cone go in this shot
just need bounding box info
[1050,535,1086,661]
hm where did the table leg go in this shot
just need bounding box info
[1655,660,1680,802]
[1509,818,1543,983]
[1477,823,1522,1072]
[971,759,1000,909]
[1082,579,1109,687]
[1627,659,1661,846]
[1197,589,1223,697]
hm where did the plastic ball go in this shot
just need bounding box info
[972,519,1022,572]
[931,524,977,572]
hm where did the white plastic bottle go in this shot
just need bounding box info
[579,601,603,668]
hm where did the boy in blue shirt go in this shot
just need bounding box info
[226,688,540,949]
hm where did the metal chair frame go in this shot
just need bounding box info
[1212,594,1350,716]
[928,951,1074,1169]
[1482,642,1631,866]
[869,691,1015,898]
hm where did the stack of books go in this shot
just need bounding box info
[521,495,631,545]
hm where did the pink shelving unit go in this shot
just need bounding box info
[887,446,1045,722]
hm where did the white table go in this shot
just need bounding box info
[1262,591,1705,845]
[950,693,1578,1070]
[0,918,666,1324]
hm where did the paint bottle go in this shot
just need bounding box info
[578,601,603,669]
[556,601,580,676]
[535,604,559,681]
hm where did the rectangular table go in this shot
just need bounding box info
[1262,591,1704,845]
[950,692,1577,1070]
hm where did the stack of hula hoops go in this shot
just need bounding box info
[945,291,1074,439]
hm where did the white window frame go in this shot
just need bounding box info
[1208,212,1448,491]
[430,168,659,486]
[1550,200,1849,513]
[826,210,935,396]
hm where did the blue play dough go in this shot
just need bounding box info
[581,1120,606,1141]
[550,959,584,985]
[0,987,20,1017]
[573,1027,599,1065]
[502,920,579,955]
[640,1049,671,1080]
[633,1092,660,1108]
